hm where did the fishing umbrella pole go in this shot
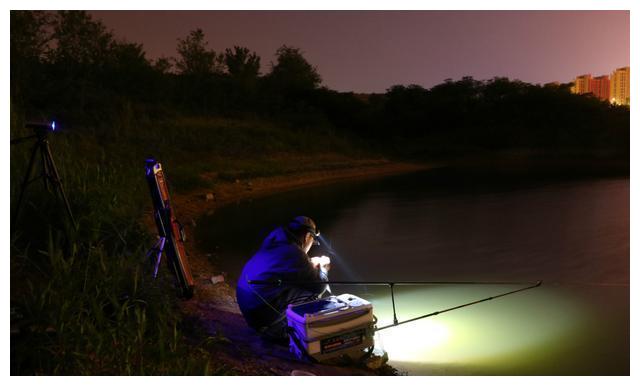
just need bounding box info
[247,279,543,331]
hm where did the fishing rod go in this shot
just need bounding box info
[248,280,541,286]
[376,280,541,331]
[248,279,542,331]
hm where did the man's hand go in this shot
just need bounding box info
[310,255,331,273]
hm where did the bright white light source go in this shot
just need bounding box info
[376,319,450,363]
[366,285,587,371]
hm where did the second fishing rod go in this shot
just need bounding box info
[248,278,543,331]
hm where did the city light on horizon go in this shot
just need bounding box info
[89,10,630,93]
[570,66,630,106]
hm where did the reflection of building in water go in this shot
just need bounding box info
[570,66,630,106]
[610,66,630,106]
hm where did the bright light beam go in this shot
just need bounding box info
[369,285,587,368]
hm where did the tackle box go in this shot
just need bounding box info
[286,294,375,362]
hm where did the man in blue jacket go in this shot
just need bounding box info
[236,216,331,342]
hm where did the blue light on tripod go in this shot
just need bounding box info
[51,121,56,131]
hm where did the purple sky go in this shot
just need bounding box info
[90,10,629,93]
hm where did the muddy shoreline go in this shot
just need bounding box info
[165,159,433,375]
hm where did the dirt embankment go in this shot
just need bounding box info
[163,159,431,375]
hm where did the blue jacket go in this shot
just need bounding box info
[236,226,328,330]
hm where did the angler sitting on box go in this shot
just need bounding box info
[236,216,331,343]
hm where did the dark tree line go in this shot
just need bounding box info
[11,11,323,120]
[11,10,629,159]
[362,78,629,157]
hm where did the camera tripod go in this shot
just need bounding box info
[12,126,76,228]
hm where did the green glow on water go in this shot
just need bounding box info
[364,285,597,374]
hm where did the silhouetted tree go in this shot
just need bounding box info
[10,11,52,109]
[267,45,321,93]
[50,11,113,66]
[175,29,223,76]
[153,56,173,74]
[224,46,260,79]
[218,46,260,113]
[10,11,51,69]
[103,40,153,101]
[172,29,228,113]
[384,84,430,137]
[34,11,118,119]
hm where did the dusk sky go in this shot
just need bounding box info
[90,11,630,93]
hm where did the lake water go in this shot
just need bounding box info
[196,168,629,375]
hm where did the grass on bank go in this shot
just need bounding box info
[10,111,374,375]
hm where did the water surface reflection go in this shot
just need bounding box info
[196,170,629,374]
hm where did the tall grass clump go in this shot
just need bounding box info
[10,113,236,375]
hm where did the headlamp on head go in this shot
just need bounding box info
[309,229,321,246]
[288,216,320,246]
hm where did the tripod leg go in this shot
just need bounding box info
[43,141,77,228]
[40,142,49,192]
[146,237,166,279]
[13,142,40,227]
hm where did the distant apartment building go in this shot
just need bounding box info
[569,67,630,106]
[590,75,610,102]
[610,66,630,105]
[572,74,592,94]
